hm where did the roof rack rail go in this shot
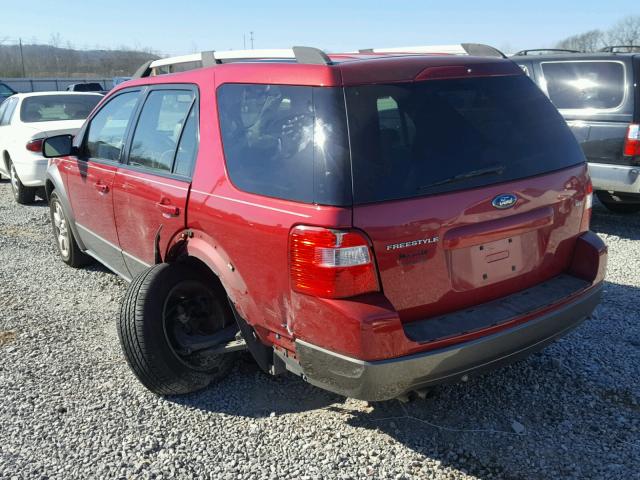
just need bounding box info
[599,45,640,53]
[512,48,582,56]
[357,43,506,58]
[133,46,332,78]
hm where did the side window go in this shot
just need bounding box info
[128,90,195,173]
[85,91,139,161]
[542,61,625,110]
[173,105,198,177]
[218,83,351,205]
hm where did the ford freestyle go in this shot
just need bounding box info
[41,44,607,401]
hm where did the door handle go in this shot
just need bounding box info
[156,200,180,218]
[94,181,109,194]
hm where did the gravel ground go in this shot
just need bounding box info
[0,178,638,480]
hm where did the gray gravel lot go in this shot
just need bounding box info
[0,178,639,480]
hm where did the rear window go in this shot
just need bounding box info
[541,61,625,110]
[69,83,103,92]
[20,95,101,123]
[217,84,351,206]
[346,75,585,204]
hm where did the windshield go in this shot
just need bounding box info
[345,75,585,204]
[21,95,101,123]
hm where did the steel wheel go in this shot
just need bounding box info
[162,280,228,371]
[52,201,70,258]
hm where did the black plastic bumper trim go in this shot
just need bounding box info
[295,283,602,401]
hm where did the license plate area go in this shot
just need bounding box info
[449,232,540,291]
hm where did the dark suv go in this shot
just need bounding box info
[514,47,640,213]
[41,45,606,401]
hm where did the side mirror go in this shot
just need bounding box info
[43,134,74,158]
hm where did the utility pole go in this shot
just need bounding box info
[243,34,246,49]
[250,31,254,49]
[19,38,26,77]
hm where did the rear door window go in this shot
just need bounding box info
[128,89,195,173]
[173,105,198,177]
[20,95,101,123]
[541,61,625,110]
[346,75,585,204]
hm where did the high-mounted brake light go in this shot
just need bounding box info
[623,123,640,157]
[289,226,379,299]
[26,138,44,153]
[580,180,593,232]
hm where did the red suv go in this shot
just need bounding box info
[42,45,607,401]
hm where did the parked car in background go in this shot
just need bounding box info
[0,92,102,203]
[112,76,132,87]
[65,82,107,94]
[514,47,640,213]
[0,82,16,104]
[42,45,605,401]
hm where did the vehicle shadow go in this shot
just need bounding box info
[168,354,344,416]
[169,279,640,477]
[591,199,640,241]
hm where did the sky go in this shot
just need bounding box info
[1,0,638,56]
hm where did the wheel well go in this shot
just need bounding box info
[172,255,277,373]
[174,255,228,299]
[2,151,9,172]
[45,179,55,202]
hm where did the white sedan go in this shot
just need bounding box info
[0,92,102,204]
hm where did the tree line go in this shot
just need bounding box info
[555,15,640,52]
[0,42,159,78]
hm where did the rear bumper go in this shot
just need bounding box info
[14,157,48,187]
[589,162,640,195]
[296,282,602,401]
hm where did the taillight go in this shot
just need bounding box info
[580,180,593,232]
[289,226,379,299]
[26,138,44,153]
[623,123,640,157]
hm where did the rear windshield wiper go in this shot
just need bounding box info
[418,164,506,191]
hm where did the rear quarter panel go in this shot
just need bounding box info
[185,72,351,342]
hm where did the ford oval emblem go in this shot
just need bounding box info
[492,193,517,209]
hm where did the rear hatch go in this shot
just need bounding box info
[539,57,636,166]
[346,71,589,322]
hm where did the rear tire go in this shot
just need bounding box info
[9,159,36,204]
[596,191,640,214]
[49,190,92,267]
[118,262,237,395]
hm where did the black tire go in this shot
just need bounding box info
[9,159,36,204]
[596,191,640,214]
[49,190,92,267]
[118,262,237,395]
